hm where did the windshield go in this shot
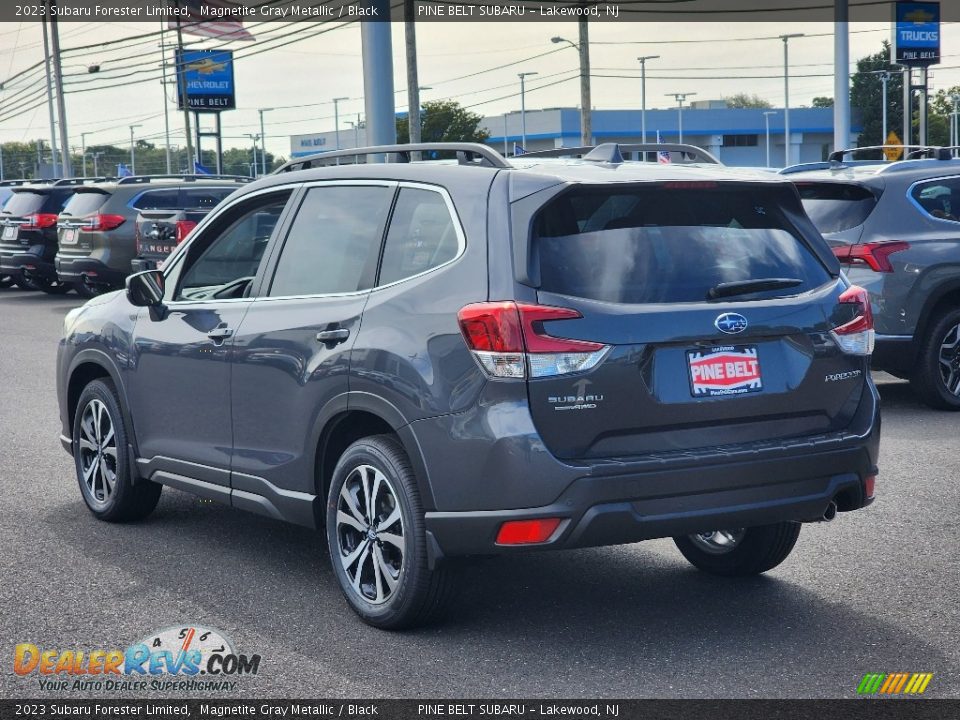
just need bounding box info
[534,185,831,304]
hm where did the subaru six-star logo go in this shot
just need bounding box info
[715,312,748,334]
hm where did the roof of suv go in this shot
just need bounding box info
[77,176,251,194]
[783,158,960,187]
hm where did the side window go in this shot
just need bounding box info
[912,179,960,222]
[175,192,291,301]
[182,188,234,211]
[269,185,391,297]
[133,189,181,211]
[378,188,460,286]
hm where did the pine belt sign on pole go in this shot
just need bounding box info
[891,1,940,66]
[175,49,237,111]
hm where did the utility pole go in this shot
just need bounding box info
[638,55,659,144]
[333,97,348,151]
[551,31,591,146]
[360,0,396,162]
[666,92,696,144]
[41,14,60,177]
[404,0,421,157]
[81,132,90,176]
[519,72,538,151]
[780,33,804,167]
[129,125,143,174]
[160,19,172,174]
[49,0,72,178]
[833,1,850,155]
[245,134,260,178]
[259,108,273,175]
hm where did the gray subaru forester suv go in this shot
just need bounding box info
[786,148,960,409]
[56,143,880,629]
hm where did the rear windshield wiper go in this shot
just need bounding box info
[707,278,803,300]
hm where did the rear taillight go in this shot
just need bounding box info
[80,213,126,232]
[22,213,58,230]
[831,285,874,356]
[457,302,610,379]
[832,241,909,273]
[175,220,198,244]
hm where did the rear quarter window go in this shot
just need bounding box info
[534,184,831,305]
[910,178,960,222]
[794,182,878,233]
[131,189,181,211]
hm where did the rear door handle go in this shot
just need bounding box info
[316,328,350,345]
[207,326,234,341]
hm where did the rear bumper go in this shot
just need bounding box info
[7,252,57,282]
[55,255,127,288]
[423,385,880,558]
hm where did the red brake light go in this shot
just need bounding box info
[22,213,58,230]
[457,301,524,353]
[496,518,562,545]
[515,303,606,353]
[175,220,198,244]
[832,241,909,273]
[831,284,874,356]
[80,213,126,232]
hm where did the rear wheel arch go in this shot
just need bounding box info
[913,280,960,344]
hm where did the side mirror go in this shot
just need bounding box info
[126,270,165,307]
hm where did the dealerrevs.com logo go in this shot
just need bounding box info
[14,625,261,693]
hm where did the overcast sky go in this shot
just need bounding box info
[1,19,959,160]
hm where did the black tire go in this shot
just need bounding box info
[72,379,162,522]
[37,278,72,295]
[16,276,40,291]
[326,434,455,630]
[910,307,960,410]
[73,281,102,299]
[0,275,13,289]
[673,522,801,577]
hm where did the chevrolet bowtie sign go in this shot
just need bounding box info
[892,1,941,67]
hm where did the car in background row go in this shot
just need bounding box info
[55,175,248,297]
[0,179,107,294]
[0,180,25,288]
[784,147,960,410]
[131,186,236,273]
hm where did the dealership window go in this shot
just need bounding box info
[722,134,759,147]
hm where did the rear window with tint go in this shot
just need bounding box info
[62,191,110,217]
[534,185,831,305]
[183,188,234,210]
[794,182,877,233]
[132,189,181,211]
[2,191,47,216]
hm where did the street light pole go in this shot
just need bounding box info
[763,111,777,167]
[780,33,804,167]
[333,97,348,151]
[666,92,696,144]
[48,1,72,178]
[81,132,90,176]
[638,55,659,144]
[41,14,60,177]
[258,108,273,175]
[245,133,260,178]
[552,33,592,146]
[518,72,538,152]
[129,124,142,174]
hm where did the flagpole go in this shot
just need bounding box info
[174,0,195,172]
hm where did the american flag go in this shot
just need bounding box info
[656,130,671,164]
[170,0,255,41]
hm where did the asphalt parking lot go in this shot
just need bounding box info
[0,287,957,700]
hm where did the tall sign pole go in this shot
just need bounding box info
[892,1,940,147]
[40,14,60,177]
[404,0,421,159]
[174,1,194,170]
[833,0,850,154]
[360,0,396,162]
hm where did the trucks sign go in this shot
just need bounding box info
[176,49,236,111]
[892,1,940,66]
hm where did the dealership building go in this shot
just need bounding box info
[289,102,862,168]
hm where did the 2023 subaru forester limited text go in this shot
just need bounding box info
[56,143,880,629]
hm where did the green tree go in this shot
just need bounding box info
[850,41,904,156]
[396,100,489,144]
[811,96,834,108]
[723,93,772,109]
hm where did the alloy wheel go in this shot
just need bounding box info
[938,322,960,397]
[335,464,405,605]
[77,399,118,507]
[688,528,746,555]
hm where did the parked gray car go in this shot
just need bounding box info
[784,149,960,410]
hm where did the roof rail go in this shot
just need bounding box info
[827,145,948,163]
[116,174,251,185]
[52,176,115,186]
[0,179,37,187]
[274,143,511,173]
[520,142,722,165]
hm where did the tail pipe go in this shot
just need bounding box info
[822,500,838,522]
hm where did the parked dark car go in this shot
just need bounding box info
[0,179,98,293]
[785,147,960,409]
[131,186,235,272]
[55,175,248,298]
[57,143,879,629]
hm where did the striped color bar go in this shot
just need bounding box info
[857,673,933,695]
